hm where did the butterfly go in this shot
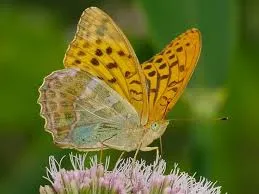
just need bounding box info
[38,7,201,152]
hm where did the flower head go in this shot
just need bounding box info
[40,153,222,194]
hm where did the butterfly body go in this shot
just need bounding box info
[38,7,201,152]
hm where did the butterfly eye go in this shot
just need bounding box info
[151,122,159,131]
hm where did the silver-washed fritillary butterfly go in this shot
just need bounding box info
[38,7,201,152]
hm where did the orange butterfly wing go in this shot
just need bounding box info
[63,7,148,124]
[141,28,201,122]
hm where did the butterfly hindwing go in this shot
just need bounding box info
[142,28,201,122]
[38,68,140,151]
[64,7,149,124]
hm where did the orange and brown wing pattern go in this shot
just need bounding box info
[141,28,201,122]
[64,7,148,124]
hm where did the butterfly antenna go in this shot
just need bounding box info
[167,116,229,122]
[218,116,229,121]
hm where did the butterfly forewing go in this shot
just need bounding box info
[64,7,149,124]
[141,28,201,122]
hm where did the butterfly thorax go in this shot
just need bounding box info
[97,120,169,152]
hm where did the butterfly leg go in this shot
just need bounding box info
[129,143,142,188]
[140,146,158,151]
[99,144,104,164]
[118,151,125,161]
[159,137,163,156]
[140,146,159,159]
[133,143,142,163]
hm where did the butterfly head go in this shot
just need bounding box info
[142,120,169,147]
[149,120,169,137]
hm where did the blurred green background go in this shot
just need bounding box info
[1,0,259,193]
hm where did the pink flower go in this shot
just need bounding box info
[40,153,222,194]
